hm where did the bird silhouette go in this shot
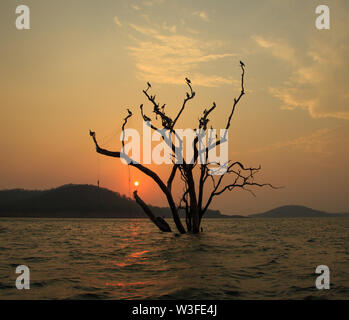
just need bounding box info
[185,77,191,84]
[127,108,132,116]
[240,61,245,67]
[147,82,151,88]
[89,130,95,137]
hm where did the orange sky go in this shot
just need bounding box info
[1,0,349,215]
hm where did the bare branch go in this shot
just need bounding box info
[121,109,133,149]
[224,63,245,133]
[134,191,171,232]
[172,78,196,129]
[89,131,186,234]
[167,164,178,191]
[192,64,246,165]
[142,86,173,129]
[201,158,281,217]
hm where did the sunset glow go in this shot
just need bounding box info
[0,0,348,215]
[1,0,349,303]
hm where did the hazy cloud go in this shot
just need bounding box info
[162,22,177,33]
[254,34,349,120]
[114,16,122,28]
[131,4,140,10]
[193,11,209,22]
[128,23,236,87]
[252,35,298,65]
[251,128,334,155]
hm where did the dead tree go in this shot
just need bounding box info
[90,63,276,234]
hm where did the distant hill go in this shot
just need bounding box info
[1,186,347,219]
[0,184,225,219]
[249,205,349,218]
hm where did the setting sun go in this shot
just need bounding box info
[134,181,139,187]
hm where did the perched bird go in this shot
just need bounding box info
[89,130,95,137]
[240,60,245,67]
[147,82,151,88]
[185,77,191,84]
[127,108,132,116]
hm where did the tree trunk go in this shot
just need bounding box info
[133,191,171,232]
[186,167,200,233]
[185,207,192,232]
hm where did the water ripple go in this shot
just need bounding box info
[0,217,349,299]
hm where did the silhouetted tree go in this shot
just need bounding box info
[90,63,276,233]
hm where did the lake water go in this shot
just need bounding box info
[0,217,349,299]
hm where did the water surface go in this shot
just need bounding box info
[0,217,348,299]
